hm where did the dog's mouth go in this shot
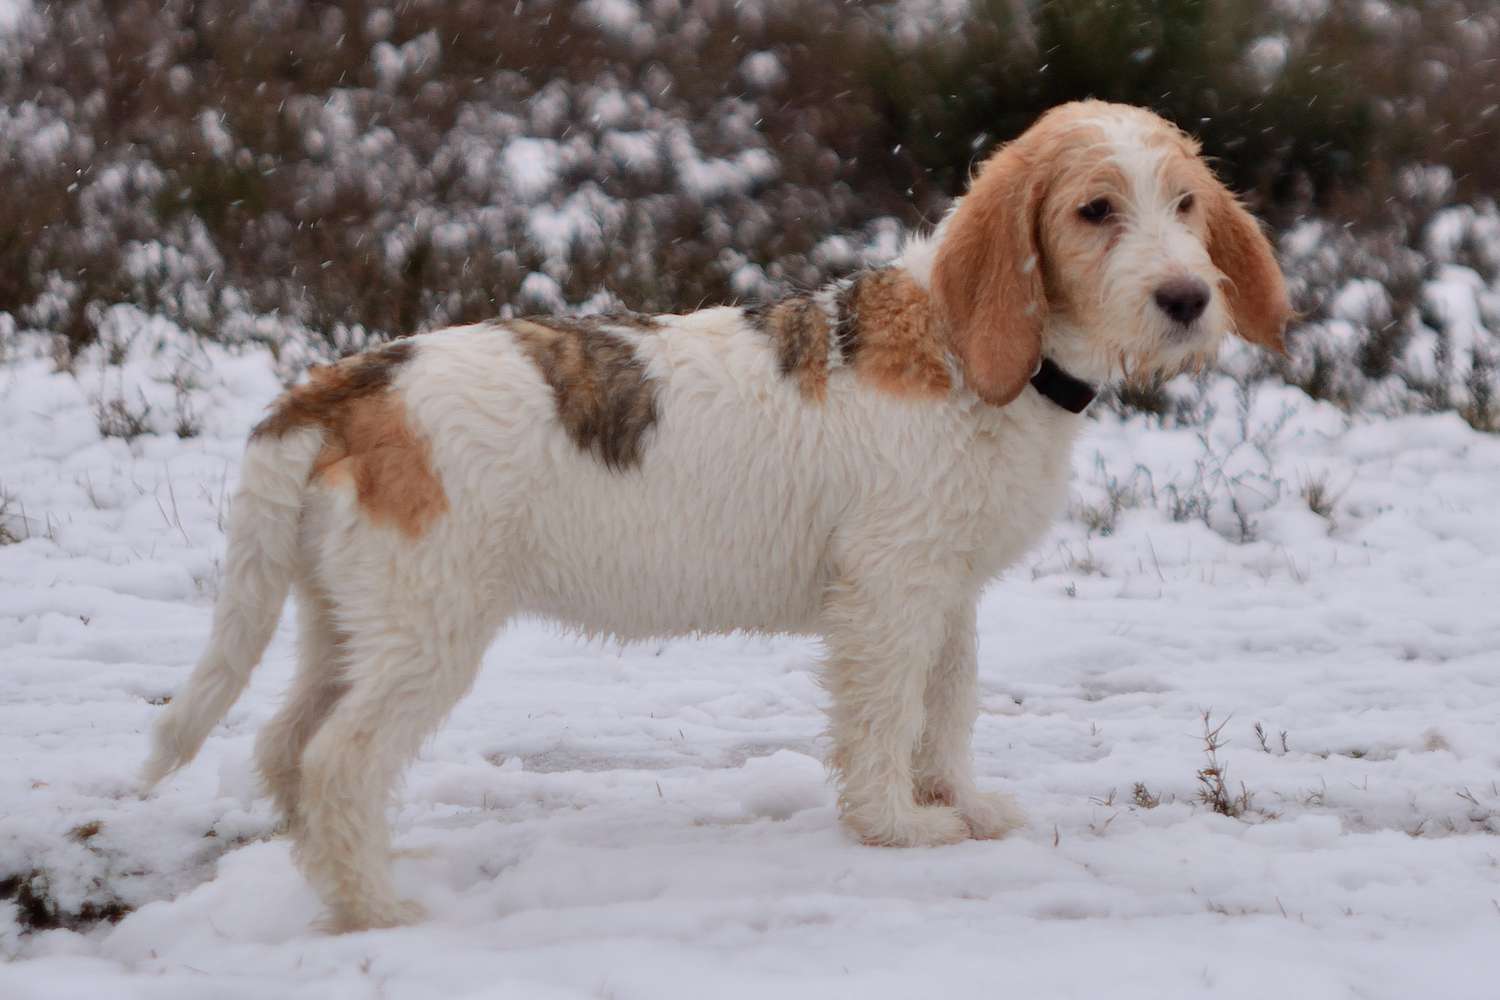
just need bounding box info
[1158,328,1224,378]
[1161,318,1202,344]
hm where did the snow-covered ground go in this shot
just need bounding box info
[2,327,1499,999]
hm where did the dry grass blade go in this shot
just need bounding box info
[1196,710,1253,818]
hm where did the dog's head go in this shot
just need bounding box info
[930,100,1291,405]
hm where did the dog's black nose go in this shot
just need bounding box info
[1154,277,1210,326]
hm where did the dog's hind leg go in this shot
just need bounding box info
[255,578,349,827]
[292,581,496,932]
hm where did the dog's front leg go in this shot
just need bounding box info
[821,569,971,847]
[912,600,1026,839]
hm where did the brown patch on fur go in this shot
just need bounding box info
[311,392,449,538]
[842,270,951,398]
[509,316,660,469]
[747,296,833,400]
[1206,190,1292,354]
[252,339,448,538]
[749,272,952,400]
[250,340,415,441]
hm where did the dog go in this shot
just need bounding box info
[142,100,1290,931]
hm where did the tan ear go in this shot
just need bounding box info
[1206,188,1292,354]
[930,143,1048,405]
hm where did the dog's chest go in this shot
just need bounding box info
[959,402,1080,580]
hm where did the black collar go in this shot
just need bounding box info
[1029,358,1097,414]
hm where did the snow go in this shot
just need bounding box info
[518,272,567,313]
[1246,35,1290,88]
[0,0,30,35]
[3,325,1500,998]
[526,188,614,261]
[601,130,660,174]
[1397,164,1454,207]
[576,0,644,39]
[503,138,563,202]
[0,102,75,171]
[740,52,787,91]
[1328,277,1389,327]
[371,31,441,91]
[196,110,234,160]
[666,128,779,200]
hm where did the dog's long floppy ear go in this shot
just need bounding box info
[1206,187,1292,354]
[930,141,1048,406]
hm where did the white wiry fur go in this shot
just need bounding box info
[142,101,1287,932]
[141,427,324,790]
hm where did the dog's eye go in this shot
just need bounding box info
[1178,193,1195,215]
[1078,198,1113,224]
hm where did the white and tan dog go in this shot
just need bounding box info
[143,100,1290,931]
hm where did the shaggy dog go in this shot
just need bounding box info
[143,100,1290,931]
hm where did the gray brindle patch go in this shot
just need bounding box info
[745,276,870,400]
[509,314,661,471]
[763,296,831,381]
[833,277,864,365]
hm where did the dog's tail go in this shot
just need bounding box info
[140,425,324,792]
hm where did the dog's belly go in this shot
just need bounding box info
[519,559,826,640]
[498,400,842,640]
[514,475,834,639]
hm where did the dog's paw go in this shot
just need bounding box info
[319,897,427,933]
[853,803,970,848]
[955,790,1026,840]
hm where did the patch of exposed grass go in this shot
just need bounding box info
[0,870,132,933]
[1196,711,1254,819]
[0,487,20,545]
[93,392,153,441]
[1132,782,1163,810]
